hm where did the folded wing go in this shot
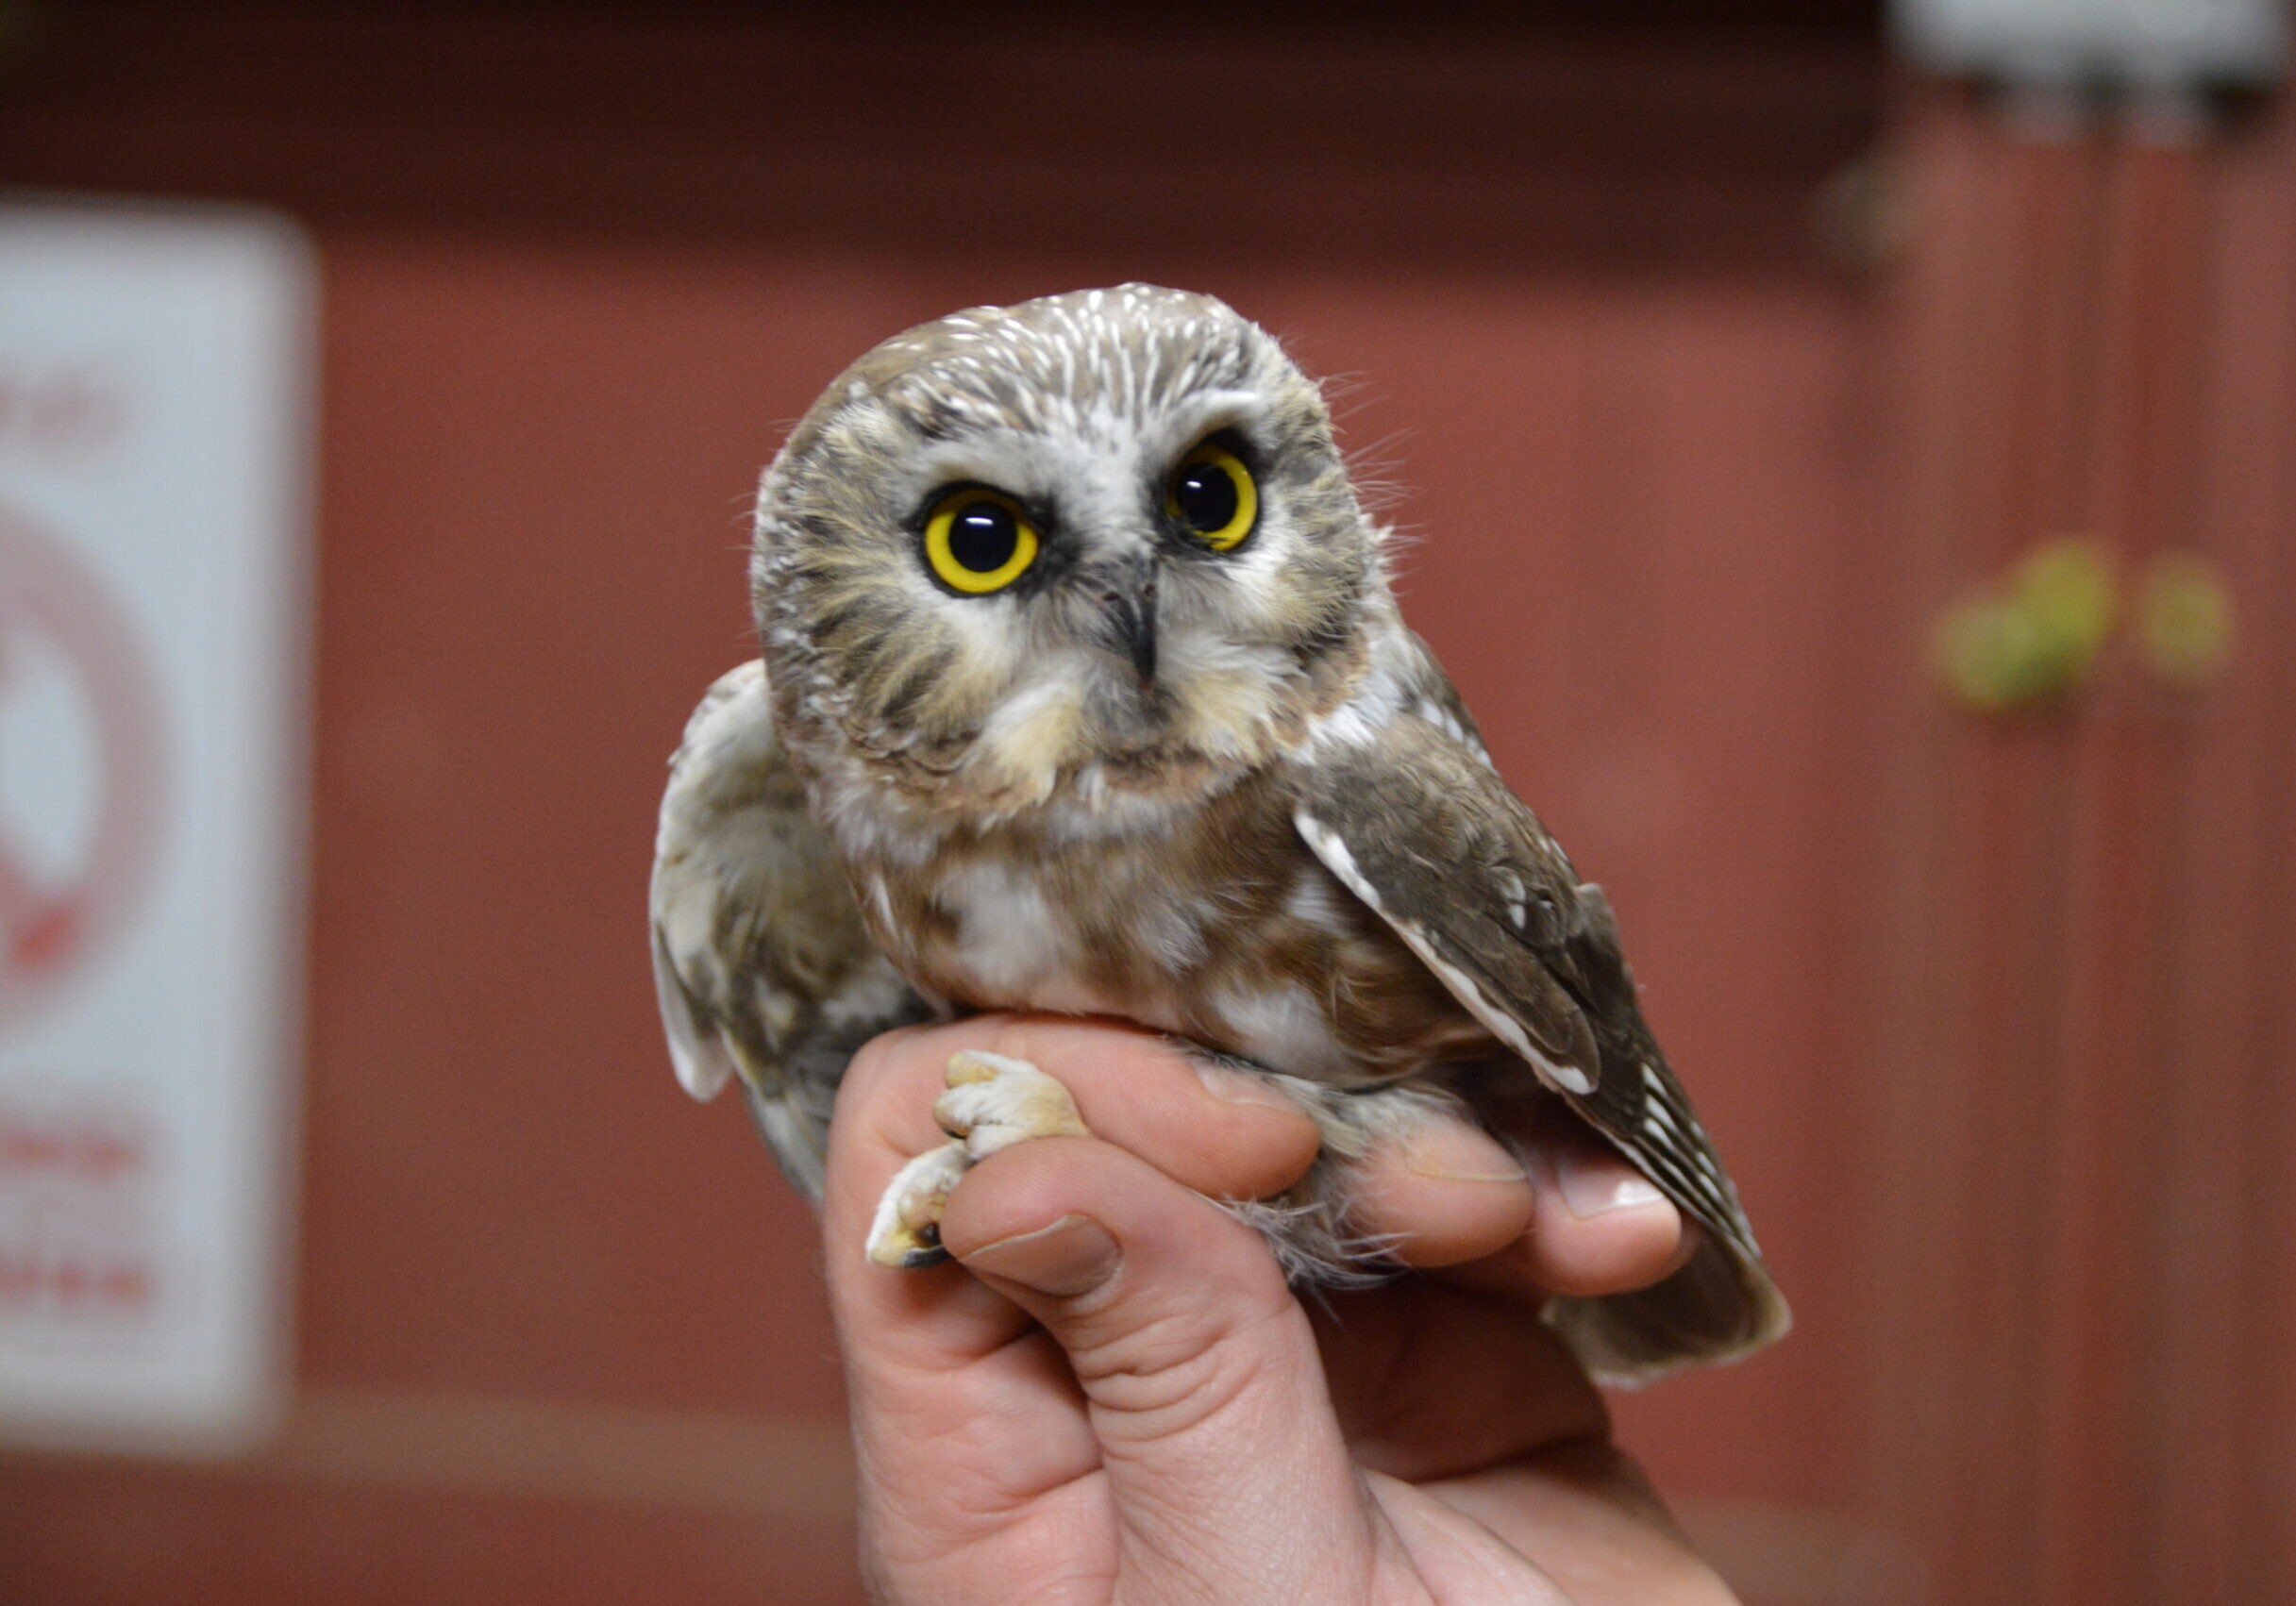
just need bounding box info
[649,661,930,1200]
[1295,711,1790,1383]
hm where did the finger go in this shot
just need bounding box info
[819,1018,1327,1570]
[822,1029,1103,1574]
[939,1132,1398,1602]
[1311,1280,1609,1481]
[1496,1130,1692,1299]
[851,1015,1324,1203]
[1344,1117,1539,1268]
[1342,1105,1685,1292]
[1420,1124,1691,1305]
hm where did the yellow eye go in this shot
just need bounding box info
[1165,442,1258,552]
[923,488,1040,594]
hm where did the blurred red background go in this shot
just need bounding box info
[2,5,2288,1604]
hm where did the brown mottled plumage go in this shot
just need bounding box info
[651,285,1787,1383]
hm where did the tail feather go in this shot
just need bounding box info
[1544,1234,1792,1388]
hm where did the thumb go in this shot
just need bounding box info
[938,1133,1395,1603]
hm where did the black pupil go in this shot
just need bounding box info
[948,502,1019,572]
[1175,460,1239,533]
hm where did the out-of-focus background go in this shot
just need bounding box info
[0,3,2289,1602]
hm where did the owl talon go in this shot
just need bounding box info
[934,1050,1090,1159]
[865,1053,1094,1270]
[942,1049,1009,1089]
[865,1142,971,1268]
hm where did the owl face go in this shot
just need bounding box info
[755,286,1384,818]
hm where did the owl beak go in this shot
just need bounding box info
[1098,579,1159,686]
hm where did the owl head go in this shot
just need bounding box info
[753,285,1390,822]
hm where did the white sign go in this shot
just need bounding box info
[0,199,312,1450]
[1896,0,2287,85]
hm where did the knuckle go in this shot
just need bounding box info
[1064,1298,1298,1439]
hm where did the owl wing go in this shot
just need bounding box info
[650,661,931,1201]
[1293,711,1790,1383]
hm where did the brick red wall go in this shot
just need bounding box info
[0,8,1887,1601]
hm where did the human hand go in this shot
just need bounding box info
[823,1016,1736,1605]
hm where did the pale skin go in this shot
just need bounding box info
[823,1016,1740,1605]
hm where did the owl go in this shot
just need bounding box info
[651,285,1788,1384]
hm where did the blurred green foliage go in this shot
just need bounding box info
[1935,539,2119,711]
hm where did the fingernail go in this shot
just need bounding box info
[1401,1127,1529,1183]
[963,1213,1120,1297]
[1192,1060,1300,1112]
[1553,1146,1666,1218]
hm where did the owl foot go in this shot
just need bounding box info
[865,1144,971,1268]
[864,1050,1092,1269]
[933,1049,1091,1156]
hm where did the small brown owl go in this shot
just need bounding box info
[651,285,1787,1384]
